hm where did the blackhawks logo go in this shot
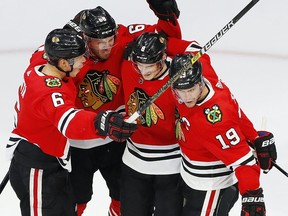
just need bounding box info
[78,70,120,110]
[127,88,164,127]
[204,104,222,124]
[45,77,62,88]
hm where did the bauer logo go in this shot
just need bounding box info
[100,111,110,131]
[242,197,264,203]
[262,137,275,147]
[204,20,235,51]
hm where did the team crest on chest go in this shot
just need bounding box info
[127,88,164,127]
[204,104,222,124]
[45,77,62,88]
[78,70,120,110]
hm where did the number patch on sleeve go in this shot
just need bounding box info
[215,128,240,149]
[51,92,64,107]
[128,24,145,34]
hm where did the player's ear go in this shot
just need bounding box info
[57,58,69,70]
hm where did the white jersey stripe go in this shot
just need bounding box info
[122,141,181,175]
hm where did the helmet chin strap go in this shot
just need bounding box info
[56,58,75,77]
[196,83,204,102]
[55,65,73,77]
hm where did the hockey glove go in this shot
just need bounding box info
[146,0,180,22]
[94,110,137,142]
[241,188,266,216]
[254,131,277,171]
[63,9,86,35]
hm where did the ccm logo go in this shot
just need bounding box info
[242,197,264,203]
[262,137,275,147]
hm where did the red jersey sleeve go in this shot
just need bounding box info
[156,19,181,39]
[166,38,199,56]
[239,109,258,142]
[235,165,261,195]
[27,45,47,70]
[117,18,182,41]
[32,77,99,140]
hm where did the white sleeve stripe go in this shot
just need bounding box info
[185,41,202,53]
[228,151,256,170]
[58,108,80,135]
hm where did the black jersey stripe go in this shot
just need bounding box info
[127,139,180,154]
[239,155,255,165]
[127,146,181,162]
[182,161,233,178]
[59,109,78,133]
[9,137,21,142]
[182,156,227,170]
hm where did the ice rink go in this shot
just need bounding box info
[0,0,287,215]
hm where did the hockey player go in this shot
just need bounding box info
[160,35,278,174]
[169,53,277,215]
[63,1,183,215]
[120,32,182,215]
[6,28,137,216]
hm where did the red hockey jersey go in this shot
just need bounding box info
[175,56,260,194]
[165,37,258,141]
[121,59,181,174]
[7,47,100,162]
[71,20,182,149]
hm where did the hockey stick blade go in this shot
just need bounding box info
[272,161,288,178]
[127,0,260,123]
[0,171,9,194]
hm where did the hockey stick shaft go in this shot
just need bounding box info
[127,0,260,123]
[272,161,288,178]
[0,171,9,194]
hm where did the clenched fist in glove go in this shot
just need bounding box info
[146,0,180,22]
[241,188,266,216]
[254,131,277,171]
[94,110,137,142]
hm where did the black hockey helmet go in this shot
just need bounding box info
[44,28,86,65]
[79,6,117,39]
[131,32,167,64]
[169,54,203,89]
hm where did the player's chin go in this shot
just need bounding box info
[142,73,154,80]
[184,101,196,108]
[99,49,112,59]
[70,69,81,77]
[99,53,110,60]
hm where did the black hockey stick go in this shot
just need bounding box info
[0,171,9,194]
[272,161,288,178]
[126,0,260,123]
